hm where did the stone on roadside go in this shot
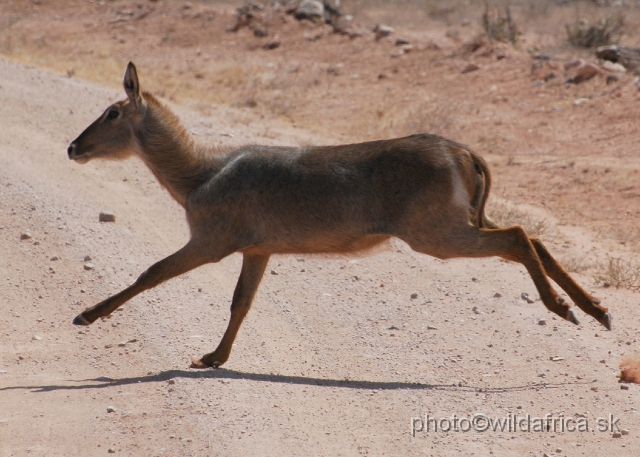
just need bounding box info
[107,406,117,413]
[99,211,116,223]
[84,262,96,271]
[374,24,394,41]
[601,61,626,73]
[295,0,324,22]
[461,63,479,74]
[20,231,32,240]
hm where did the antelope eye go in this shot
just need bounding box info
[107,109,119,119]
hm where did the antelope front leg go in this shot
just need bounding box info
[530,238,611,330]
[191,253,270,369]
[73,241,208,325]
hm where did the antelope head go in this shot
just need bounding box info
[68,62,145,164]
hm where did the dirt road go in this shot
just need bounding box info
[1,59,639,456]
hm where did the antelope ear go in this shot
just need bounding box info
[123,62,142,108]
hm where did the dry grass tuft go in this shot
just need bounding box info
[593,255,640,290]
[487,200,548,237]
[558,252,594,274]
[481,1,520,45]
[565,14,624,48]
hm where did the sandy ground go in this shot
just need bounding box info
[1,1,640,456]
[1,55,640,457]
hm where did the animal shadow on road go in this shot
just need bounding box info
[0,369,588,394]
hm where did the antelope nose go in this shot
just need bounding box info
[67,143,76,158]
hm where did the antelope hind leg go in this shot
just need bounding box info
[530,238,611,330]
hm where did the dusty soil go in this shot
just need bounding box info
[1,1,640,456]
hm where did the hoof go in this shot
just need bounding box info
[566,308,580,326]
[601,312,612,331]
[73,314,91,326]
[190,357,209,369]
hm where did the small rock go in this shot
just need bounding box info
[461,63,479,74]
[99,211,116,223]
[606,74,620,85]
[388,325,399,330]
[573,98,589,106]
[20,231,32,240]
[108,448,116,454]
[620,384,629,390]
[493,292,502,298]
[621,429,629,435]
[107,406,117,413]
[601,61,626,73]
[167,379,176,385]
[263,40,281,50]
[612,431,622,438]
[410,293,418,299]
[538,372,546,378]
[84,262,95,271]
[590,386,598,392]
[472,306,481,314]
[294,0,324,22]
[84,255,92,262]
[521,292,534,304]
[564,58,584,70]
[395,37,410,46]
[253,27,269,38]
[270,269,278,275]
[50,255,59,261]
[550,356,564,362]
[538,318,547,326]
[373,24,394,40]
[427,325,437,330]
[32,335,42,341]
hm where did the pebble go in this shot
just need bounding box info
[108,448,116,453]
[84,262,95,271]
[107,406,117,413]
[621,429,629,435]
[472,306,481,314]
[493,292,502,298]
[461,63,480,74]
[538,318,547,326]
[612,431,622,438]
[20,231,32,240]
[410,293,418,299]
[32,335,42,341]
[84,255,92,261]
[427,325,437,330]
[550,356,564,362]
[99,211,116,223]
[270,270,278,275]
[521,292,534,304]
[620,384,629,390]
[50,255,59,261]
[590,386,598,392]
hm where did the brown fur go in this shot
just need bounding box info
[67,63,611,369]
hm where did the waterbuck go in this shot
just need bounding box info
[67,62,611,368]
